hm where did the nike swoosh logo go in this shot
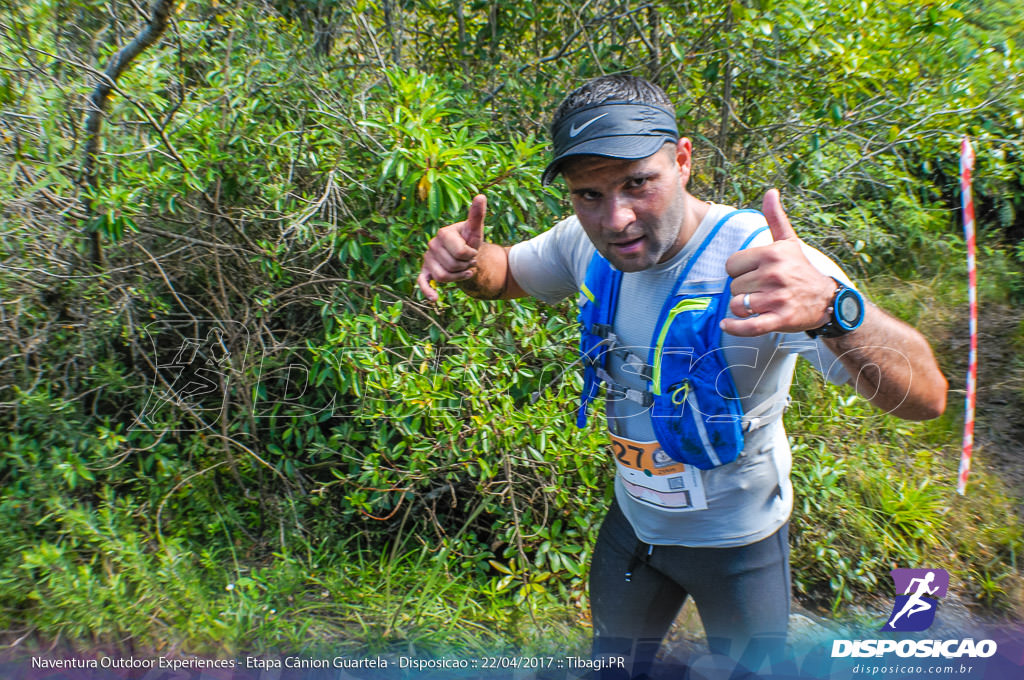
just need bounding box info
[569,113,609,137]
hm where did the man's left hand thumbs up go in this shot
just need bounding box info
[763,187,799,242]
[721,189,840,337]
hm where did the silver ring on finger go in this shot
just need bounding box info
[742,292,754,316]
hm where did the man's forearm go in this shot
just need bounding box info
[826,304,947,420]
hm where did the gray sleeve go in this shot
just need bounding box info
[507,216,596,305]
[779,333,851,386]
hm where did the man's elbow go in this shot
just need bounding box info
[906,396,946,422]
[902,373,948,421]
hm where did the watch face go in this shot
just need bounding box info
[837,290,863,328]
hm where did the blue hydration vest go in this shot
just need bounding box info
[576,210,772,470]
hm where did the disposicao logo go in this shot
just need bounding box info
[831,567,998,659]
[882,568,949,632]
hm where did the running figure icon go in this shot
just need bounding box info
[887,572,938,628]
[882,568,949,632]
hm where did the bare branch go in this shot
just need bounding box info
[80,0,176,268]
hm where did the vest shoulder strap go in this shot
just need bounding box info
[672,209,768,295]
[580,249,621,330]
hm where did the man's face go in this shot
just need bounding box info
[562,141,690,272]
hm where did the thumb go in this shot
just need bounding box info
[461,194,487,249]
[762,188,798,242]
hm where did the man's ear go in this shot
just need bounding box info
[674,138,693,186]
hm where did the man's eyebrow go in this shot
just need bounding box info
[568,182,602,195]
[568,166,660,194]
[623,169,660,184]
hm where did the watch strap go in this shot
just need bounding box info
[806,276,862,339]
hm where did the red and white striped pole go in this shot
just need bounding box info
[958,137,977,496]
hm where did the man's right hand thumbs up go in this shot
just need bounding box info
[417,195,488,302]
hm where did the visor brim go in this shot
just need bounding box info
[541,135,675,186]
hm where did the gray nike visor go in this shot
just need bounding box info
[541,101,679,186]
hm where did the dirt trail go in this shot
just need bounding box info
[946,304,1024,506]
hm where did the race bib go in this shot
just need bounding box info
[610,433,708,512]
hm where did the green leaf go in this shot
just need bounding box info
[488,560,513,575]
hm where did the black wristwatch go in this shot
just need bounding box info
[806,277,865,339]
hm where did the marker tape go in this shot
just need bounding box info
[958,136,976,496]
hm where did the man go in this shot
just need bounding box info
[417,75,946,678]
